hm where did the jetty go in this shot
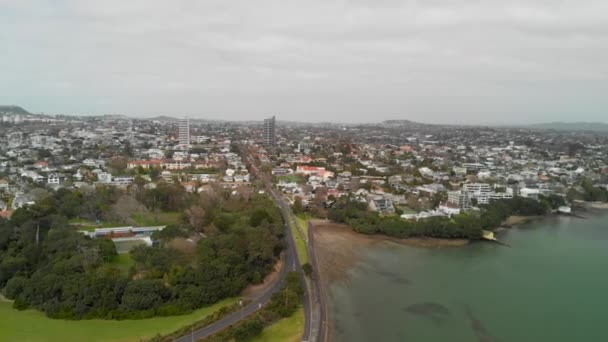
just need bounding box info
[482,230,510,247]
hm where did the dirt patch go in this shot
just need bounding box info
[312,221,379,285]
[588,202,608,209]
[241,258,283,299]
[501,215,545,227]
[311,220,468,285]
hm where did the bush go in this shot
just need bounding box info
[302,263,313,277]
[233,317,264,341]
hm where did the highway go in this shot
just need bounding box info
[175,148,326,342]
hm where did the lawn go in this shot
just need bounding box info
[131,212,182,226]
[276,174,304,184]
[290,220,308,264]
[396,205,417,215]
[107,253,134,274]
[250,307,304,342]
[68,218,126,232]
[0,298,238,342]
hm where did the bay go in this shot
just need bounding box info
[330,211,608,342]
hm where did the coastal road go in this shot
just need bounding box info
[246,148,325,342]
[175,148,321,342]
[174,209,296,342]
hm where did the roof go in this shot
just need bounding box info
[128,159,162,165]
[297,166,325,172]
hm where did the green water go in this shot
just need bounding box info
[330,212,608,342]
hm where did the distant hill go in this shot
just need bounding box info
[524,122,608,132]
[382,120,415,125]
[0,105,31,115]
[147,115,180,122]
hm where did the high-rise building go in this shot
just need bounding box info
[178,117,190,146]
[263,116,276,146]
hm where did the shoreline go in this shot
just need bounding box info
[312,208,608,341]
[310,221,468,341]
[310,220,469,285]
[311,207,607,285]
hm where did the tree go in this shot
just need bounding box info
[292,197,304,214]
[233,317,264,341]
[120,279,171,311]
[150,168,161,181]
[302,263,313,277]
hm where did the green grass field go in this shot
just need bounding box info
[250,307,304,342]
[290,220,308,264]
[0,298,238,342]
[108,253,134,274]
[131,212,182,226]
[276,174,304,184]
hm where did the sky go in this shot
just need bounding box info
[1,0,607,124]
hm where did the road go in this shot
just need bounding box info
[175,148,326,342]
[174,210,296,342]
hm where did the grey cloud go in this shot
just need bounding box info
[0,0,607,123]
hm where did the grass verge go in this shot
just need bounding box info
[0,298,238,342]
[249,307,304,342]
[290,221,308,264]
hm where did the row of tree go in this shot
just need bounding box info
[328,196,484,239]
[327,195,564,239]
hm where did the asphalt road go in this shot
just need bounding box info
[174,211,297,342]
[175,152,311,342]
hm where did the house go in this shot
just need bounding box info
[418,167,435,178]
[47,174,61,185]
[0,210,12,219]
[127,160,162,169]
[34,160,49,169]
[161,160,191,170]
[272,167,290,176]
[12,193,36,209]
[296,166,334,180]
[98,172,113,184]
[368,197,395,214]
[520,187,540,199]
[447,190,472,210]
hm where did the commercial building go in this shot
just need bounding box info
[178,117,190,146]
[263,116,276,146]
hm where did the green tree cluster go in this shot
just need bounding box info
[0,188,286,320]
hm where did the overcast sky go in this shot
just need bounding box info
[1,0,607,124]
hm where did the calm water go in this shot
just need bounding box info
[330,212,608,342]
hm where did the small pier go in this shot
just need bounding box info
[482,230,510,247]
